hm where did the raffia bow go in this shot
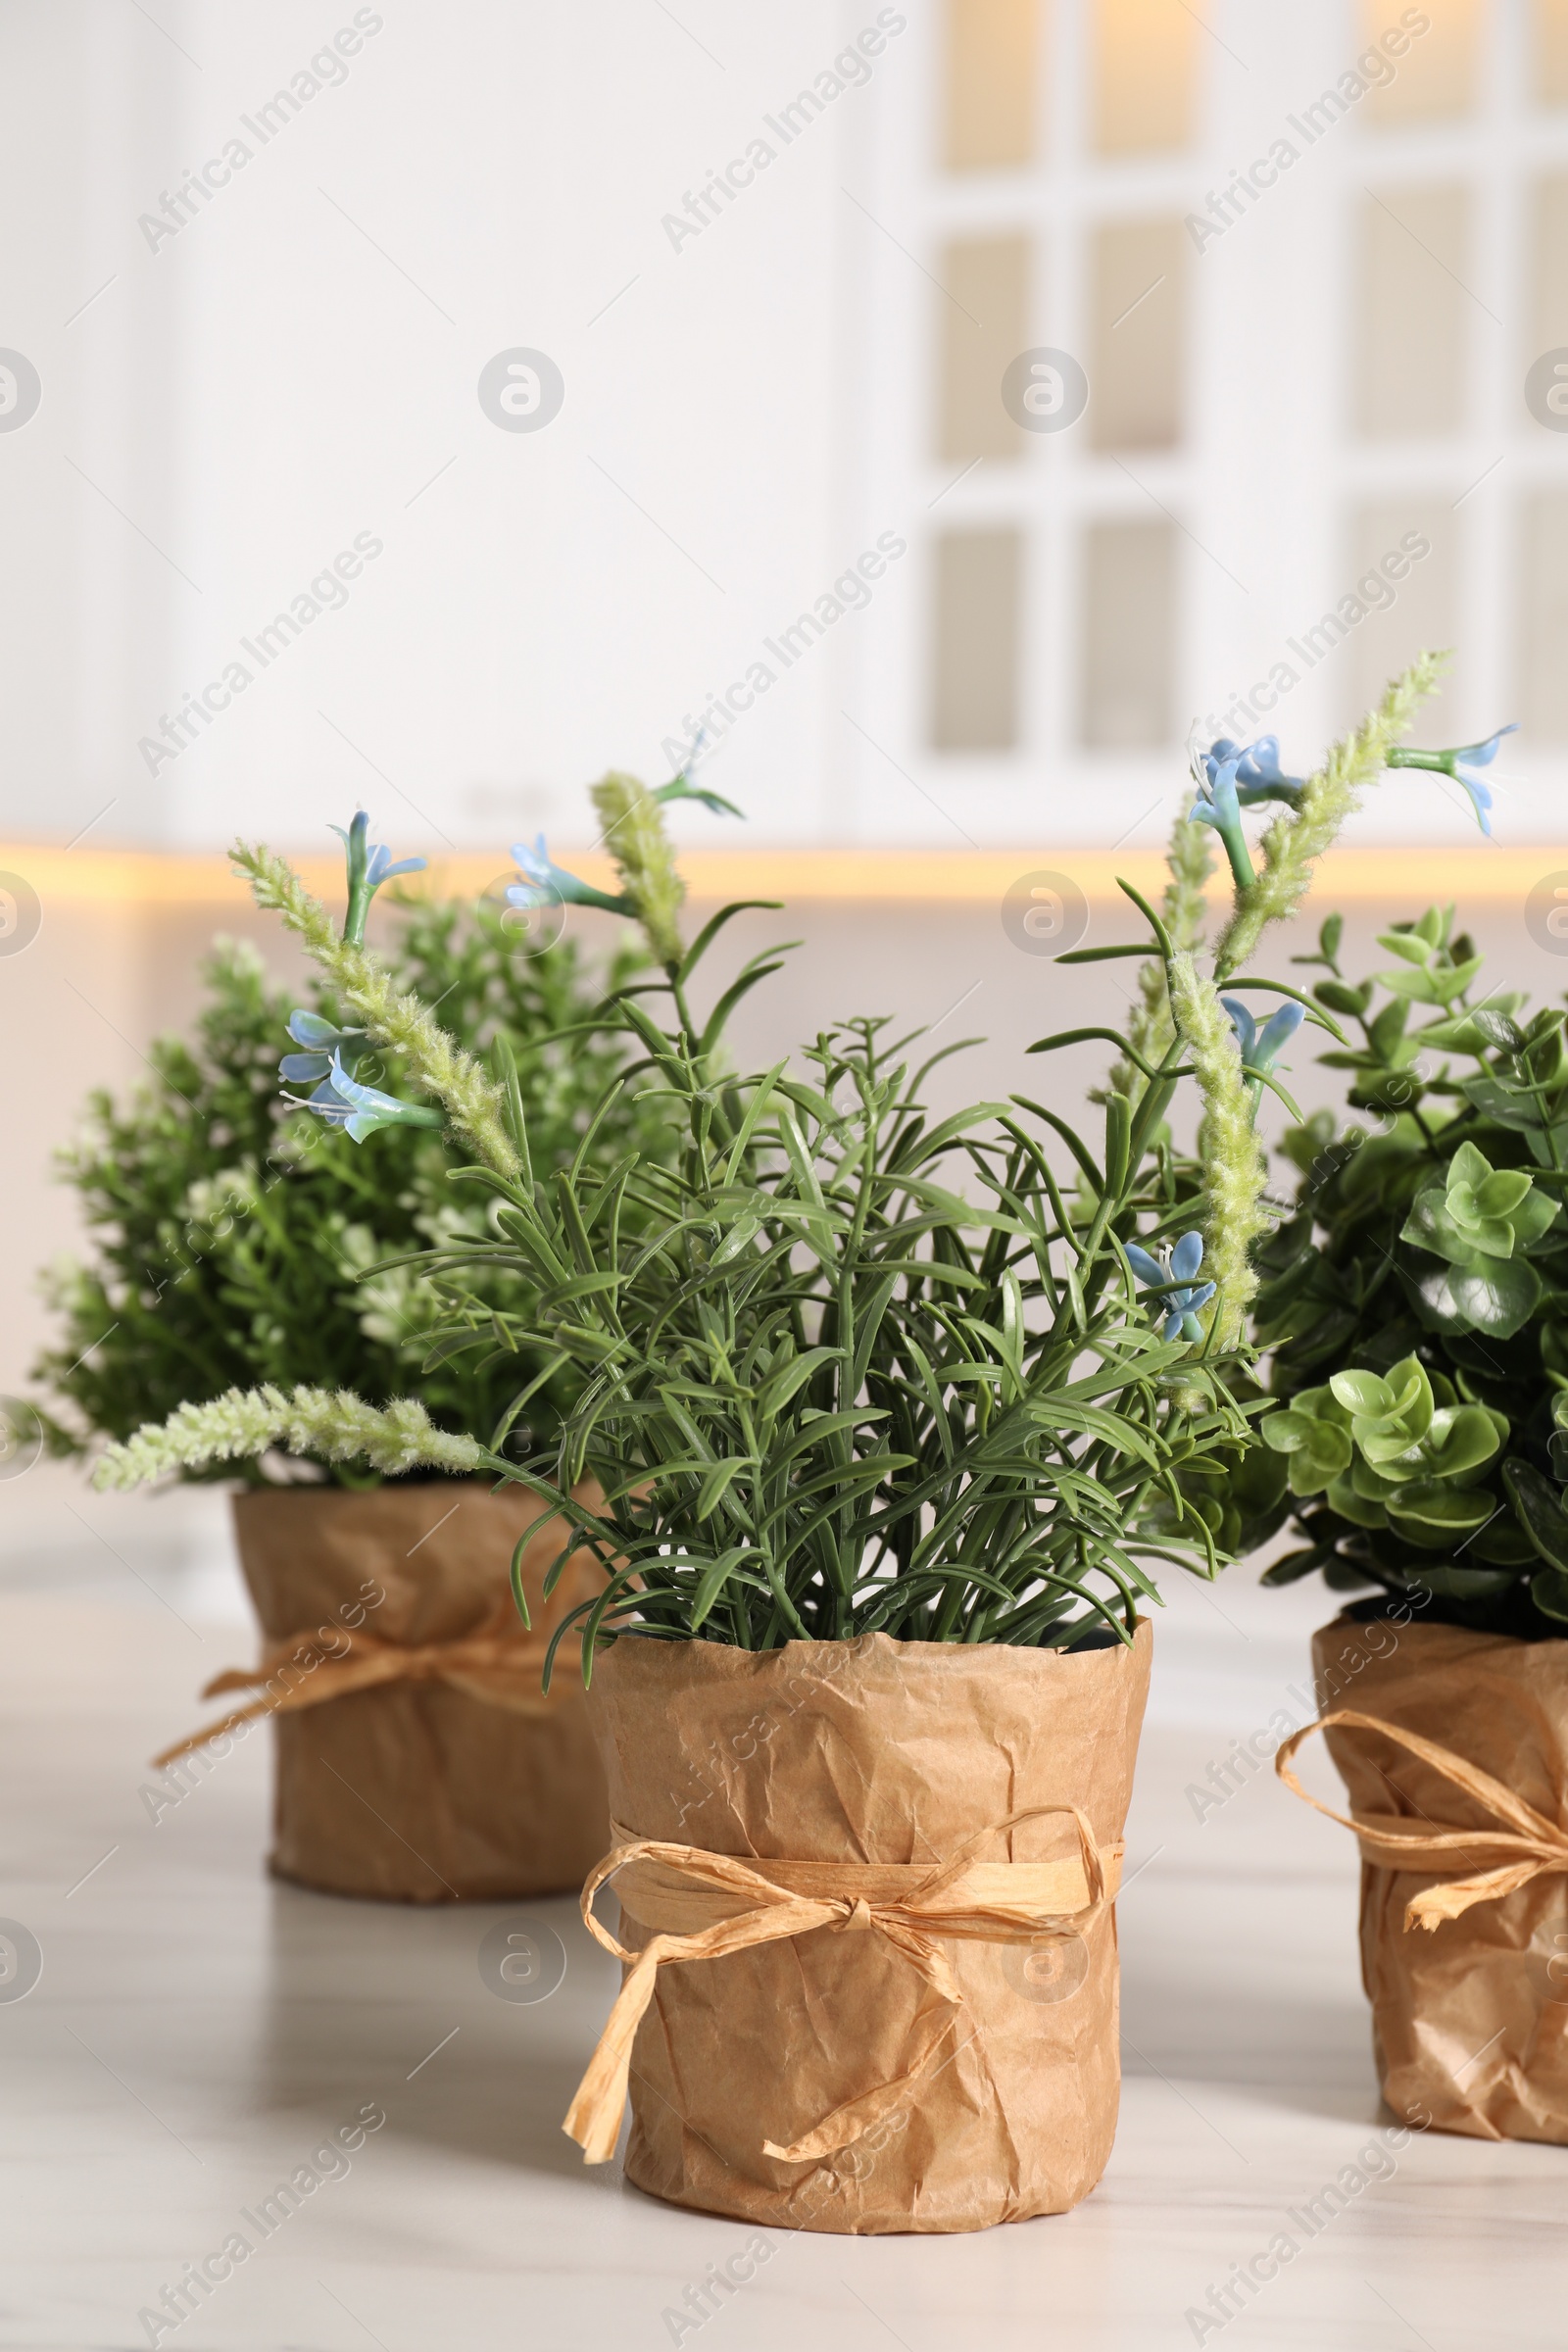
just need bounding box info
[562,1803,1122,2167]
[1276,1708,1568,1932]
[152,1602,567,1771]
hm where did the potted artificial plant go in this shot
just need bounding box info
[92,675,1449,2230]
[1244,854,1568,2143]
[43,822,675,1901]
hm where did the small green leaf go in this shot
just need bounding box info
[1446,1141,1493,1191]
[695,1457,755,1519]
[1446,1256,1542,1339]
[1471,1008,1528,1052]
[1385,1480,1497,1544]
[1422,1403,1503,1481]
[1504,1460,1568,1573]
[1384,1354,1433,1437]
[1475,1169,1534,1218]
[1357,1427,1426,1468]
[1377,965,1446,1004]
[1330,1369,1392,1417]
[1415,1013,1491,1052]
[1295,1383,1353,1428]
[1509,1191,1561,1250]
[1376,931,1435,968]
[1461,1074,1547,1132]
[1369,1001,1410,1056]
[1326,1468,1386,1527]
[1260,1410,1311,1454]
[1351,1455,1403,1503]
[1406,1562,1518,1600]
[1260,1544,1333,1586]
[1401,1191,1489,1268]
[1448,1206,1516,1259]
[1314,979,1368,1018]
[1285,1423,1352,1493]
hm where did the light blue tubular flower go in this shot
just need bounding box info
[507,835,631,918]
[1216,734,1304,808]
[1191,734,1306,895]
[277,1008,368,1086]
[1188,745,1255,892]
[288,1051,445,1145]
[1387,724,1518,836]
[1220,996,1305,1075]
[1124,1231,1216,1343]
[1222,995,1305,1131]
[330,809,427,945]
[1190,745,1242,829]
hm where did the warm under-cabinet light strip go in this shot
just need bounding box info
[0,844,1557,906]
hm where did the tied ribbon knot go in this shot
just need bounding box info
[562,1802,1122,2168]
[151,1602,568,1772]
[1276,1709,1568,1932]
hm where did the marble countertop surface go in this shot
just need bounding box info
[1,1467,1562,2350]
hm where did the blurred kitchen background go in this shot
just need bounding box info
[5,0,1568,1397]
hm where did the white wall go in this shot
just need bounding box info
[1,0,878,853]
[2,0,1565,861]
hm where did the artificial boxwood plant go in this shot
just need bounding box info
[1242,898,1568,1635]
[34,846,667,1483]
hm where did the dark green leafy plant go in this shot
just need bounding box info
[1246,903,1568,1634]
[36,899,662,1484]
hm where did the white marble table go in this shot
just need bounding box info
[1,1468,1562,2350]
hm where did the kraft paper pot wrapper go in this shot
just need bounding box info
[580,1620,1152,2233]
[224,1481,609,1902]
[1310,1614,1568,2144]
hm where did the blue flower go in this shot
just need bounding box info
[1200,734,1305,809]
[1221,996,1305,1073]
[1188,745,1260,891]
[1123,1230,1215,1343]
[1450,725,1518,837]
[508,834,564,906]
[507,836,629,917]
[286,1051,444,1145]
[277,1008,368,1086]
[330,810,426,945]
[1189,746,1243,833]
[1387,724,1518,837]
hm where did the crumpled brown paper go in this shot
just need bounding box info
[1310,1615,1568,2143]
[229,1481,608,1902]
[581,1621,1152,2232]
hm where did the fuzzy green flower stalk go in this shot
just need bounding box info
[1211,651,1446,983]
[91,1385,486,1491]
[590,771,689,971]
[231,843,522,1183]
[1166,653,1459,1354]
[1168,953,1270,1349]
